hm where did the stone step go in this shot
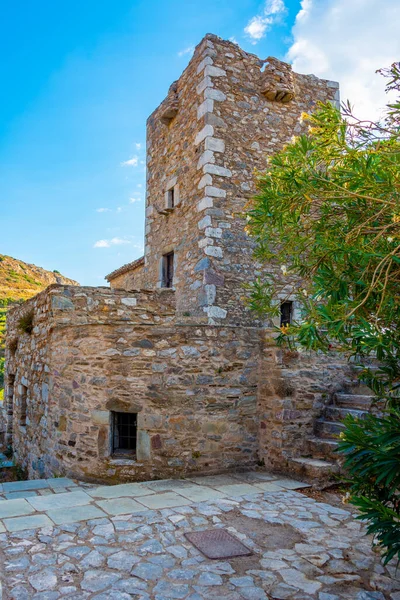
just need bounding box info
[346,381,374,395]
[334,393,374,409]
[315,419,344,438]
[351,364,380,372]
[288,457,340,482]
[325,406,367,421]
[306,436,339,461]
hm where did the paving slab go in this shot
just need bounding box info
[87,483,155,499]
[27,490,92,512]
[137,492,193,510]
[145,479,197,492]
[0,521,5,532]
[213,483,264,497]
[187,474,242,487]
[96,497,147,516]
[47,477,77,488]
[46,504,107,525]
[177,486,227,503]
[234,471,279,483]
[254,481,285,492]
[0,498,35,518]
[3,513,54,532]
[2,479,50,492]
[273,478,311,490]
[4,491,39,500]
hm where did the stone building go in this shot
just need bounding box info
[3,35,360,484]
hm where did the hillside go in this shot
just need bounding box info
[0,254,79,388]
[0,254,78,302]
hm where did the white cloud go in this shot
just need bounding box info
[96,208,111,213]
[287,0,400,121]
[135,142,142,150]
[178,45,195,57]
[244,0,286,43]
[94,237,132,248]
[129,196,142,203]
[121,156,138,167]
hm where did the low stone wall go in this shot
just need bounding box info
[5,285,262,482]
[257,332,352,471]
[4,284,355,483]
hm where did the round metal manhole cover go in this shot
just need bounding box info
[184,529,253,559]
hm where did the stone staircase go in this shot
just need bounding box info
[289,368,376,482]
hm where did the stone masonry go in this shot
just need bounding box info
[106,34,339,326]
[3,34,349,484]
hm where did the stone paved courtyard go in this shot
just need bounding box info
[0,471,399,599]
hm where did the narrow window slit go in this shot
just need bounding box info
[167,187,175,209]
[162,252,174,288]
[20,384,28,427]
[280,301,293,327]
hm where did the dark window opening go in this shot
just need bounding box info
[7,375,15,434]
[167,187,175,209]
[112,412,137,455]
[280,301,293,327]
[20,384,27,427]
[162,252,174,288]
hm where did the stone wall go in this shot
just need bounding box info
[5,285,262,482]
[106,258,145,291]
[133,34,339,327]
[257,332,351,471]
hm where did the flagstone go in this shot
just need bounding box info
[213,483,263,497]
[177,486,227,503]
[254,482,285,492]
[27,490,91,512]
[187,475,242,487]
[96,497,145,516]
[3,514,54,532]
[273,479,311,490]
[137,492,192,510]
[4,491,39,500]
[47,478,77,488]
[0,498,35,518]
[87,483,154,499]
[2,479,50,492]
[46,504,106,525]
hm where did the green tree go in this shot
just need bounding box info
[247,64,400,564]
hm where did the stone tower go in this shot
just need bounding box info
[107,34,339,327]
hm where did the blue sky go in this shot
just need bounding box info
[1,0,398,285]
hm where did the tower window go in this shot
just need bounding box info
[167,187,175,209]
[280,301,293,327]
[164,181,179,210]
[112,412,137,455]
[162,252,174,288]
[20,384,28,427]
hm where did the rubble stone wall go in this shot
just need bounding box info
[136,34,339,327]
[5,286,262,482]
[109,265,145,291]
[258,332,351,471]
